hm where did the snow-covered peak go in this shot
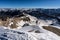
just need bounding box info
[0,10,60,40]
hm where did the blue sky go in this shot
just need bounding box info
[0,0,60,8]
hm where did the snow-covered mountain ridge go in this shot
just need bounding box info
[0,13,60,40]
[0,8,60,40]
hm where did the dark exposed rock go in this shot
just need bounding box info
[22,23,29,27]
[35,30,40,33]
[42,26,60,36]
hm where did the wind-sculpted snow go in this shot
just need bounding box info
[0,27,28,40]
[0,26,60,40]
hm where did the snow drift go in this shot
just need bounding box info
[0,8,60,40]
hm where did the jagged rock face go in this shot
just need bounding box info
[0,15,31,29]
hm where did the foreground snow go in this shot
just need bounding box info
[0,26,60,40]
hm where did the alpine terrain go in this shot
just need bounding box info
[0,8,60,40]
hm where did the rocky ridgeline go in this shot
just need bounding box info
[0,8,60,28]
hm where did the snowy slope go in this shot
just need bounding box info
[0,13,60,40]
[0,25,60,40]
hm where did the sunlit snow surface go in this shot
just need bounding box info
[0,14,60,40]
[0,27,28,40]
[0,26,60,40]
